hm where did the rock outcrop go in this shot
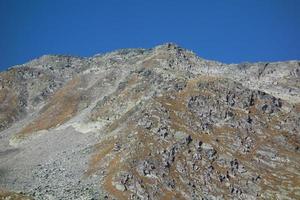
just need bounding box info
[0,43,299,199]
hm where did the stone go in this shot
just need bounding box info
[1,44,300,200]
[115,183,126,192]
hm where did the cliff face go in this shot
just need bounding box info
[0,44,299,199]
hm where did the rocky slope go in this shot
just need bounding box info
[0,43,299,200]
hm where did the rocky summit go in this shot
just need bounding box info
[0,43,299,200]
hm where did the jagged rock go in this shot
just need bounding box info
[157,126,169,138]
[137,160,156,177]
[0,44,299,200]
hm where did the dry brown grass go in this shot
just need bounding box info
[85,138,117,176]
[0,190,32,200]
[17,77,81,138]
[295,103,300,113]
[86,134,130,198]
[157,76,300,199]
[102,154,130,199]
[86,75,300,199]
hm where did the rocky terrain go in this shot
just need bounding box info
[0,43,299,199]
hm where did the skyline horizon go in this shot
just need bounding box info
[2,42,300,72]
[1,0,300,70]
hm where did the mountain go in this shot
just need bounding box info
[0,43,299,200]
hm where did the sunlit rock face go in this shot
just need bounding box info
[0,43,299,199]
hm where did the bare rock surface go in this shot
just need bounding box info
[0,43,299,199]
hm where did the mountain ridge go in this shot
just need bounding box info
[0,43,299,199]
[4,43,299,73]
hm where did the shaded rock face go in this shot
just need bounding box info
[0,43,299,199]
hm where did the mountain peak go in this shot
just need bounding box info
[0,45,300,199]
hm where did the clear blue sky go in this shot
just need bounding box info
[0,0,299,70]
